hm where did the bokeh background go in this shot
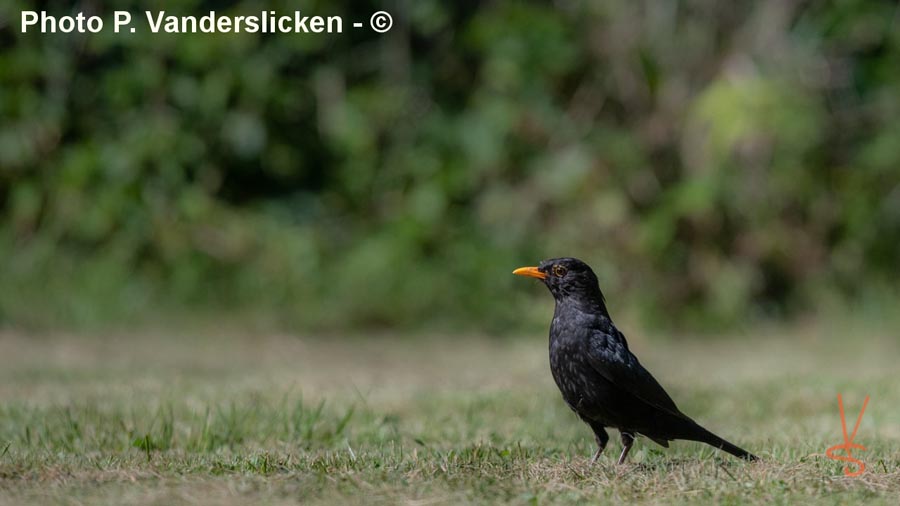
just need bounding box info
[3,0,900,333]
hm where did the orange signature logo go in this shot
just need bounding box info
[825,394,870,477]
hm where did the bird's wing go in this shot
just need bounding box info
[585,327,686,419]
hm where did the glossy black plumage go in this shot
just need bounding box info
[516,257,757,464]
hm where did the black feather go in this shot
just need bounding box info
[524,257,758,463]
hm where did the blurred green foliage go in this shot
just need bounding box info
[1,0,899,331]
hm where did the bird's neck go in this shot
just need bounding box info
[553,295,611,321]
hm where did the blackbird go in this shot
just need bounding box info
[514,257,758,464]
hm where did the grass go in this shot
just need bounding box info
[0,320,899,505]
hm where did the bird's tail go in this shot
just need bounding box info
[685,423,758,461]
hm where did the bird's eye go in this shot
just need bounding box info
[553,265,567,277]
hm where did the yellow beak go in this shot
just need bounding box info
[513,266,547,280]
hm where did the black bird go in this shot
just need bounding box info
[514,257,758,464]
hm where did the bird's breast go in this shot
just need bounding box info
[549,335,598,404]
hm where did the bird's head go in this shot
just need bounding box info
[513,257,607,311]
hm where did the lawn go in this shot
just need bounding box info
[1,320,898,505]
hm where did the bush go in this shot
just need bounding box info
[1,0,898,331]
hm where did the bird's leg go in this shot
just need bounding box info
[590,446,604,464]
[617,431,635,465]
[589,425,609,464]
